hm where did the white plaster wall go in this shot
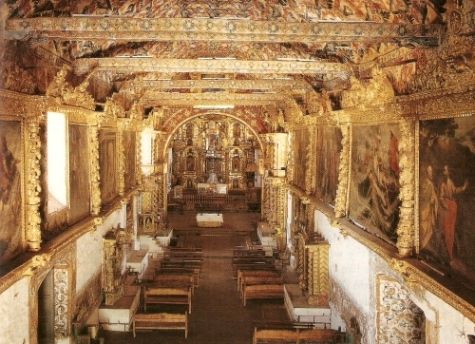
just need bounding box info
[314,209,475,344]
[0,277,30,344]
[315,211,372,314]
[76,207,125,292]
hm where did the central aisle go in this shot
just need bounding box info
[102,212,289,343]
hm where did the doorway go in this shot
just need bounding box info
[37,269,54,344]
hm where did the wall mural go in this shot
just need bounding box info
[419,116,475,283]
[0,120,22,265]
[69,124,90,223]
[349,124,401,244]
[99,130,117,205]
[377,276,425,344]
[315,125,342,206]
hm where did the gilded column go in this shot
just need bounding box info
[306,242,330,306]
[396,117,415,257]
[88,125,101,215]
[116,126,125,196]
[304,121,316,195]
[334,123,350,218]
[24,116,42,252]
[135,127,143,186]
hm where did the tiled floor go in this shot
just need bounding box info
[100,211,289,343]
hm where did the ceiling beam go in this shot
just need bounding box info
[139,92,288,107]
[6,18,441,45]
[74,57,350,76]
[127,79,313,92]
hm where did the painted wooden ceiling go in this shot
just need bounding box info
[1,0,448,113]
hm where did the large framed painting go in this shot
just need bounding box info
[348,123,401,244]
[69,124,90,223]
[293,128,309,191]
[123,131,136,191]
[315,125,342,206]
[418,116,475,282]
[0,120,22,264]
[99,130,117,205]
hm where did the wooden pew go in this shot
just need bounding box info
[160,260,203,270]
[156,267,201,287]
[237,270,282,292]
[240,275,284,298]
[144,287,192,314]
[132,312,188,338]
[152,274,195,294]
[252,325,345,344]
[242,284,284,306]
[166,247,203,259]
[232,262,279,276]
[233,249,266,257]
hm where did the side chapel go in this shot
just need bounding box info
[1,0,475,343]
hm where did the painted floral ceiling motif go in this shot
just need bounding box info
[0,0,450,121]
[6,0,445,24]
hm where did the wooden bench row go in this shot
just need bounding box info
[143,286,192,314]
[151,274,195,294]
[132,312,188,338]
[243,284,285,306]
[253,327,346,344]
[237,269,282,292]
[233,248,267,257]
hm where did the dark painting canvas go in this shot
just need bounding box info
[315,126,342,206]
[349,124,401,244]
[0,120,22,264]
[419,117,475,282]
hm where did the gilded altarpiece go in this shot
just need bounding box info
[99,130,117,206]
[0,119,23,265]
[262,177,286,248]
[305,238,330,306]
[69,124,91,224]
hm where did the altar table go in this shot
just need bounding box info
[196,213,223,227]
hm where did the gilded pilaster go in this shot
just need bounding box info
[117,124,125,196]
[396,118,415,257]
[334,123,350,218]
[24,115,42,252]
[88,125,101,215]
[305,121,317,195]
[135,127,143,186]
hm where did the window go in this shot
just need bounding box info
[47,112,68,214]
